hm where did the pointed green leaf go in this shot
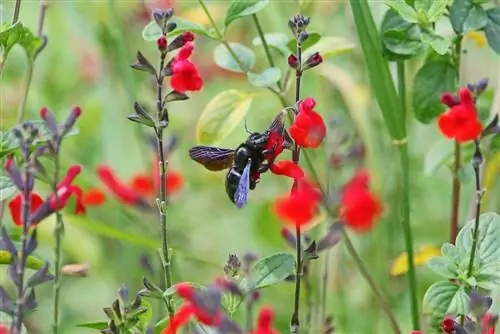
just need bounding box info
[76,321,108,330]
[463,6,488,32]
[0,22,43,60]
[485,8,500,54]
[239,253,295,292]
[196,90,254,145]
[286,32,321,54]
[225,0,270,28]
[0,250,45,270]
[137,299,152,330]
[427,0,452,22]
[423,281,468,329]
[213,43,255,72]
[450,0,486,34]
[427,256,459,279]
[421,32,451,55]
[142,16,218,42]
[381,9,423,59]
[441,243,463,264]
[384,0,419,23]
[252,32,289,54]
[247,67,281,87]
[412,58,458,123]
[302,36,355,59]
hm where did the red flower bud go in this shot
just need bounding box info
[40,107,49,120]
[4,158,13,172]
[73,106,82,117]
[288,54,298,69]
[304,52,323,70]
[183,31,195,42]
[440,92,459,107]
[157,35,167,50]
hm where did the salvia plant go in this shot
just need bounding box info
[2,0,500,333]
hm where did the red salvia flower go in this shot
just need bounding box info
[264,130,285,161]
[289,97,326,148]
[483,313,497,334]
[0,324,8,334]
[274,178,321,227]
[9,193,44,227]
[441,318,455,333]
[82,188,106,206]
[339,169,382,232]
[169,42,203,92]
[270,160,304,179]
[438,87,482,143]
[251,307,280,334]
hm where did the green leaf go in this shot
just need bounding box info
[450,0,486,34]
[0,176,17,201]
[421,32,451,55]
[427,0,451,22]
[441,243,463,264]
[423,281,468,328]
[141,17,218,42]
[195,90,254,145]
[0,22,43,60]
[76,321,108,330]
[137,300,153,330]
[474,262,500,289]
[349,0,403,140]
[302,36,355,60]
[414,0,432,12]
[0,250,45,270]
[381,9,423,59]
[485,8,500,54]
[247,68,281,87]
[412,58,458,123]
[239,253,295,292]
[252,32,289,54]
[384,0,419,23]
[286,33,321,54]
[423,138,454,175]
[213,43,255,72]
[427,256,459,279]
[456,212,500,271]
[225,0,270,28]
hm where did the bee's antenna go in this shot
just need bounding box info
[244,118,252,135]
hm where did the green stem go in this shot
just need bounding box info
[52,150,63,334]
[12,0,22,24]
[16,62,34,124]
[467,142,483,276]
[155,51,174,319]
[450,141,461,244]
[396,61,420,330]
[291,225,302,333]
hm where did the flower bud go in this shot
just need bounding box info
[157,35,167,51]
[288,54,298,69]
[440,92,459,107]
[303,52,323,70]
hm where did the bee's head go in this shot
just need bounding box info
[246,132,269,149]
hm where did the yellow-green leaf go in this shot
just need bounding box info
[196,90,254,145]
[302,36,355,60]
[0,250,45,270]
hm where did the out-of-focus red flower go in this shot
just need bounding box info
[82,188,106,206]
[0,324,8,334]
[270,160,304,179]
[339,169,382,232]
[483,313,497,334]
[162,283,223,334]
[251,307,280,334]
[410,331,422,334]
[274,178,321,227]
[130,173,156,197]
[441,318,455,333]
[438,87,482,143]
[9,193,44,227]
[289,97,326,148]
[169,42,203,92]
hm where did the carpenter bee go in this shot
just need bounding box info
[189,110,291,208]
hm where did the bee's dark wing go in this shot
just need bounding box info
[234,159,251,208]
[268,109,294,149]
[189,146,235,171]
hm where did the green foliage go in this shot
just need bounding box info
[0,250,45,270]
[0,176,17,202]
[142,17,218,42]
[224,0,270,28]
[195,89,254,145]
[421,32,451,55]
[247,68,281,87]
[239,252,295,292]
[381,9,423,60]
[384,0,419,23]
[450,0,487,34]
[76,322,108,330]
[423,281,469,329]
[302,36,355,60]
[286,32,321,54]
[423,138,454,175]
[485,8,500,54]
[0,22,43,62]
[213,43,256,72]
[251,32,290,55]
[412,58,458,123]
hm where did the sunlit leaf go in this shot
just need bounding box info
[213,43,255,72]
[381,9,423,60]
[384,0,419,23]
[247,68,281,87]
[0,22,43,60]
[76,322,108,330]
[423,280,468,330]
[412,58,458,123]
[427,256,459,279]
[239,253,295,292]
[421,32,451,55]
[0,250,45,270]
[137,299,153,330]
[196,90,253,145]
[286,32,321,54]
[142,16,218,42]
[485,8,500,54]
[225,0,270,28]
[302,36,355,59]
[427,0,452,22]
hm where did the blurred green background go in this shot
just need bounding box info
[1,0,500,333]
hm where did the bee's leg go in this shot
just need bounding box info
[258,162,272,173]
[262,141,279,156]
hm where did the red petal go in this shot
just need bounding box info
[59,165,82,187]
[83,188,106,206]
[437,112,456,139]
[162,303,194,334]
[256,307,274,330]
[96,165,142,205]
[166,170,183,195]
[455,119,482,143]
[130,173,155,197]
[458,87,476,113]
[175,282,195,301]
[176,42,194,60]
[270,161,304,179]
[9,193,44,227]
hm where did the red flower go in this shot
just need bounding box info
[0,324,8,334]
[82,188,106,206]
[483,313,497,334]
[251,307,280,334]
[264,130,285,161]
[339,169,382,232]
[289,97,326,148]
[438,87,482,143]
[162,283,223,334]
[169,42,203,92]
[270,160,304,179]
[441,318,455,333]
[274,178,321,227]
[9,193,44,227]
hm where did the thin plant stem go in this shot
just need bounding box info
[396,60,420,330]
[12,0,22,24]
[450,140,461,244]
[155,51,174,319]
[13,168,31,334]
[467,141,483,276]
[319,250,330,324]
[15,0,48,124]
[52,148,63,334]
[303,263,313,331]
